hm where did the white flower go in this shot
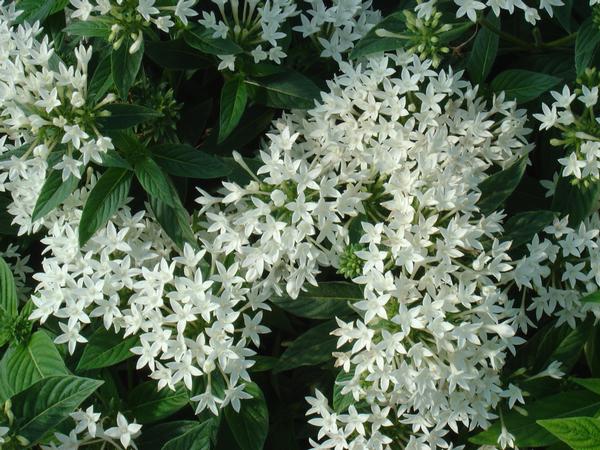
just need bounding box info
[104,413,142,449]
[175,0,197,25]
[217,54,236,71]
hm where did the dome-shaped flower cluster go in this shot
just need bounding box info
[196,52,533,448]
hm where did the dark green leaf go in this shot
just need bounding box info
[581,291,600,304]
[14,0,67,25]
[502,210,555,248]
[111,37,144,99]
[162,419,219,450]
[146,38,211,70]
[467,13,500,84]
[88,54,113,105]
[98,104,162,130]
[552,178,600,226]
[128,381,189,424]
[576,18,600,76]
[275,320,338,373]
[538,417,600,450]
[76,327,139,371]
[135,157,178,207]
[245,70,320,110]
[470,390,600,447]
[491,70,561,103]
[99,149,133,170]
[64,18,113,39]
[11,375,103,444]
[136,420,200,450]
[31,171,79,222]
[573,378,600,396]
[271,282,360,320]
[349,12,407,60]
[79,167,133,246]
[477,157,528,214]
[149,195,196,250]
[333,371,354,413]
[150,144,230,179]
[224,383,268,450]
[219,78,248,143]
[0,256,17,318]
[184,25,243,55]
[0,330,68,402]
[554,0,574,33]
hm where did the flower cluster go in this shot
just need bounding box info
[27,175,269,415]
[42,408,142,449]
[199,0,298,70]
[293,0,381,63]
[69,0,198,53]
[534,74,600,180]
[511,215,600,328]
[197,52,533,448]
[0,4,116,235]
[416,0,568,25]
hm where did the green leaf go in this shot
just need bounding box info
[538,417,600,450]
[145,39,211,70]
[135,157,178,207]
[184,25,243,56]
[162,419,219,450]
[0,256,17,318]
[333,371,354,413]
[99,149,133,170]
[573,378,600,396]
[76,327,139,371]
[79,167,133,246]
[275,320,338,373]
[64,17,113,39]
[88,53,113,105]
[349,12,407,60]
[576,18,600,77]
[245,70,320,110]
[554,0,574,33]
[467,13,500,84]
[491,70,561,103]
[128,381,189,424]
[224,383,268,450]
[111,36,144,99]
[14,0,67,25]
[477,157,528,214]
[150,195,196,250]
[98,104,162,130]
[31,171,79,222]
[552,178,600,226]
[219,78,248,143]
[150,144,230,179]
[136,420,200,450]
[0,330,68,402]
[470,390,600,447]
[502,210,555,248]
[271,282,360,320]
[581,291,600,304]
[11,375,103,444]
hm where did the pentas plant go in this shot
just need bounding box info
[3,0,600,449]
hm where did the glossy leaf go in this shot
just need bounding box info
[31,170,79,222]
[128,381,189,424]
[219,77,248,143]
[98,104,162,129]
[112,36,144,99]
[477,157,527,214]
[467,13,500,84]
[11,375,103,444]
[79,167,133,246]
[274,320,338,372]
[245,70,320,110]
[162,419,219,450]
[135,157,178,207]
[76,327,139,371]
[576,18,600,76]
[271,282,360,320]
[224,383,268,450]
[538,417,600,450]
[0,256,17,319]
[150,144,230,179]
[0,330,68,402]
[491,70,561,103]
